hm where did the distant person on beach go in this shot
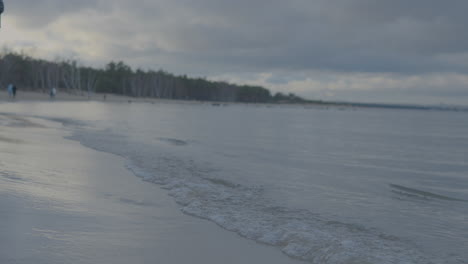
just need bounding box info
[7,83,12,98]
[12,84,17,98]
[50,87,57,99]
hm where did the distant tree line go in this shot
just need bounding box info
[0,51,309,103]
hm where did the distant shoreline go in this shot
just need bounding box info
[0,90,466,112]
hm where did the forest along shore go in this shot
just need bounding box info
[0,52,308,104]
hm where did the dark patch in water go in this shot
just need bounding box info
[9,116,47,128]
[205,177,240,188]
[41,117,86,127]
[157,137,188,146]
[118,197,154,207]
[0,171,26,182]
[0,135,24,144]
[0,114,46,128]
[390,184,466,202]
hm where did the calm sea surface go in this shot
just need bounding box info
[1,101,467,263]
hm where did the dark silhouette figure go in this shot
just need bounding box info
[12,85,17,98]
[0,0,4,28]
[50,87,56,99]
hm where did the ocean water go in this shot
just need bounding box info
[1,101,467,263]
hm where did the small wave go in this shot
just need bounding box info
[204,178,240,188]
[39,117,86,127]
[118,197,155,207]
[0,114,46,128]
[0,171,26,182]
[157,137,189,146]
[390,184,467,202]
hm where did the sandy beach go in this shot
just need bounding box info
[0,90,336,110]
[0,90,171,103]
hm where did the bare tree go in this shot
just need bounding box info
[61,60,81,93]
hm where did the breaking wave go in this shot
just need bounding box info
[390,184,467,202]
[157,137,189,146]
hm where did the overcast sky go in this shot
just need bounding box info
[2,0,468,105]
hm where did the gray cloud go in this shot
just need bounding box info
[8,0,468,73]
[8,0,100,27]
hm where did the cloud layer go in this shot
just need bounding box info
[2,0,468,104]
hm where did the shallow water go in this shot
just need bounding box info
[0,110,301,264]
[1,101,467,263]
